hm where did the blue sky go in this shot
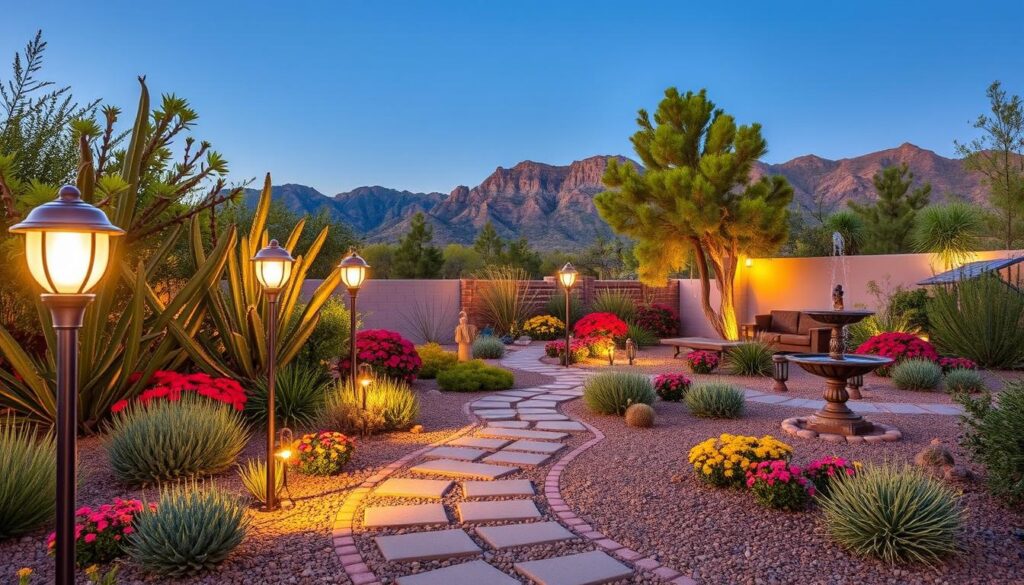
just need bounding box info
[2,1,1022,195]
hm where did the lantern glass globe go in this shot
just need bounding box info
[339,250,370,290]
[25,231,111,294]
[557,262,578,289]
[254,259,292,290]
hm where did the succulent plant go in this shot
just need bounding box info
[624,403,655,428]
[0,417,55,538]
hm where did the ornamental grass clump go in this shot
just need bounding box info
[0,417,55,539]
[653,373,691,402]
[891,359,943,391]
[522,315,564,340]
[943,368,986,395]
[685,383,745,418]
[927,274,1024,369]
[746,460,815,511]
[437,360,514,392]
[244,362,331,427]
[819,464,962,565]
[688,434,792,488]
[416,342,459,378]
[590,289,637,323]
[956,382,1024,505]
[583,372,655,415]
[625,322,658,347]
[472,335,506,359]
[237,459,284,506]
[723,341,773,376]
[319,379,420,434]
[293,431,355,476]
[128,482,249,577]
[106,396,248,487]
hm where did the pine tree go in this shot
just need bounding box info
[596,88,792,339]
[392,212,443,278]
[504,237,542,277]
[473,220,505,263]
[848,164,930,254]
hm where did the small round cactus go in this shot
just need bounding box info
[625,403,655,428]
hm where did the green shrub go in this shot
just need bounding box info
[943,368,986,394]
[927,275,1024,368]
[723,341,773,376]
[957,383,1024,505]
[106,396,248,486]
[583,372,655,415]
[237,458,284,506]
[891,359,943,391]
[319,378,420,434]
[0,418,55,538]
[625,322,658,347]
[684,383,745,418]
[245,362,331,427]
[128,482,249,576]
[416,342,459,379]
[437,360,515,392]
[293,297,352,369]
[547,290,587,325]
[819,464,962,565]
[472,336,506,359]
[590,289,637,322]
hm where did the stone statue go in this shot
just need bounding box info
[455,310,477,362]
[832,284,845,311]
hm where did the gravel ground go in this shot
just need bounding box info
[560,398,1024,585]
[0,361,551,585]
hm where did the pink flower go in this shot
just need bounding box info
[83,533,96,544]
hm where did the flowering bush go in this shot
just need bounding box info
[111,371,247,414]
[854,332,938,376]
[688,434,793,488]
[338,329,422,383]
[573,312,628,340]
[653,373,691,402]
[746,460,816,511]
[686,350,719,374]
[293,431,355,476]
[48,498,152,566]
[804,456,859,499]
[523,315,565,340]
[635,304,679,337]
[544,339,590,364]
[938,356,978,373]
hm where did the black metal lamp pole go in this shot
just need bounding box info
[558,263,578,368]
[348,287,359,398]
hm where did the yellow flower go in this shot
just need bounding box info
[17,568,32,578]
[724,469,734,477]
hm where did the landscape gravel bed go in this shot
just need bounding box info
[560,398,1024,585]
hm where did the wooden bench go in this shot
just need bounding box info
[660,337,744,358]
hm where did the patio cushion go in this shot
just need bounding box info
[769,310,800,334]
[778,333,810,346]
[797,313,829,334]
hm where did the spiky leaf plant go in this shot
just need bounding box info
[319,378,420,435]
[927,275,1024,369]
[237,459,284,505]
[943,369,986,395]
[583,372,655,415]
[684,383,745,418]
[0,417,55,538]
[590,289,637,322]
[723,341,774,376]
[912,202,985,270]
[475,265,536,335]
[244,362,331,427]
[625,322,658,347]
[956,383,1024,505]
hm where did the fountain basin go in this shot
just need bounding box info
[787,353,892,378]
[800,309,875,327]
[786,352,892,436]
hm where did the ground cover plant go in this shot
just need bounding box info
[416,342,458,378]
[472,335,506,359]
[436,360,514,392]
[583,372,655,415]
[688,434,792,488]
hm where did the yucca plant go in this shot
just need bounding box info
[319,378,420,435]
[472,335,506,359]
[912,202,985,270]
[819,464,962,565]
[591,289,637,322]
[476,265,537,335]
[128,481,249,577]
[237,458,284,505]
[625,322,658,347]
[244,362,331,427]
[0,417,55,538]
[891,359,943,391]
[106,396,248,486]
[583,372,655,415]
[684,383,745,418]
[927,275,1024,368]
[723,340,774,376]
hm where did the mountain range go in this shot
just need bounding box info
[243,143,987,248]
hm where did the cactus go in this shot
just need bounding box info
[625,403,655,428]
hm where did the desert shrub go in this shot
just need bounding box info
[590,289,637,322]
[0,418,55,538]
[686,350,719,374]
[48,498,147,566]
[625,322,658,347]
[583,372,655,415]
[522,315,564,340]
[128,482,249,576]
[854,332,938,376]
[544,339,590,365]
[685,383,745,418]
[237,459,284,506]
[472,335,506,359]
[245,362,331,427]
[476,265,536,335]
[746,460,815,511]
[927,275,1024,369]
[943,368,986,394]
[338,329,422,383]
[546,290,587,325]
[294,297,351,368]
[804,456,859,499]
[891,359,943,391]
[888,288,931,335]
[437,360,515,392]
[319,378,420,434]
[635,303,679,337]
[688,434,792,488]
[106,396,248,486]
[723,341,773,376]
[653,373,691,402]
[573,312,628,340]
[293,431,355,476]
[111,371,248,414]
[416,343,459,378]
[819,464,962,565]
[956,383,1024,505]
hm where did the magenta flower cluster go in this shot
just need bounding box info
[653,372,691,402]
[745,460,816,511]
[338,329,422,383]
[937,356,978,372]
[544,338,591,364]
[854,332,938,375]
[635,304,679,337]
[803,456,858,498]
[48,498,153,566]
[685,350,720,374]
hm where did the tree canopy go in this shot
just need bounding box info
[392,212,443,278]
[848,164,930,254]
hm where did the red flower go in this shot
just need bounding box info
[572,312,628,339]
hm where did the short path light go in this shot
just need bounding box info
[625,338,637,366]
[339,250,370,398]
[557,263,578,368]
[772,354,790,393]
[9,185,124,585]
[274,427,295,509]
[357,363,374,435]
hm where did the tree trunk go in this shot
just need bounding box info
[703,241,740,341]
[689,238,729,339]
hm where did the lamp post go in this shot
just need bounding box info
[252,239,295,513]
[339,250,370,398]
[9,185,124,585]
[557,263,578,368]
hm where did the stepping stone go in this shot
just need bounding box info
[474,409,516,416]
[519,413,569,421]
[535,421,587,432]
[499,390,545,397]
[476,521,575,549]
[518,399,560,408]
[374,528,481,562]
[472,400,514,409]
[363,503,448,528]
[540,394,577,402]
[484,450,552,466]
[488,420,531,429]
[515,550,633,585]
[374,478,453,499]
[505,439,566,454]
[424,446,489,461]
[486,395,524,403]
[478,427,568,440]
[457,499,542,522]
[462,479,535,498]
[411,459,519,480]
[517,408,560,415]
[396,560,520,585]
[449,436,509,449]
